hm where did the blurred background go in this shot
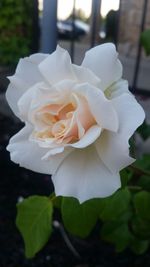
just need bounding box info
[1,0,150,94]
[0,1,150,267]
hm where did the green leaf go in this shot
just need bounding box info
[130,237,149,254]
[98,188,131,221]
[120,169,133,187]
[101,221,131,252]
[132,216,150,240]
[137,121,150,140]
[49,193,62,209]
[16,195,53,258]
[134,191,150,221]
[133,154,150,172]
[61,197,98,238]
[137,175,150,191]
[141,29,150,55]
[53,196,62,209]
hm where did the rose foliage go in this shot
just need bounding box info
[6,43,150,259]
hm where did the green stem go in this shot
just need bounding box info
[128,185,142,191]
[128,165,150,177]
[49,193,56,202]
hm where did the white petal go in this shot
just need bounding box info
[82,43,122,91]
[6,54,47,116]
[6,80,23,116]
[7,124,73,175]
[52,146,121,203]
[105,79,131,99]
[17,80,77,125]
[56,79,76,92]
[72,64,100,86]
[16,54,47,82]
[42,147,64,160]
[76,119,85,139]
[17,82,45,120]
[111,93,145,139]
[39,45,76,85]
[95,93,145,173]
[95,132,135,174]
[74,83,118,132]
[18,80,69,122]
[71,125,101,148]
[28,53,48,64]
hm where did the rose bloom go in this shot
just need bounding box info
[6,44,145,203]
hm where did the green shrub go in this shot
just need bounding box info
[0,0,34,66]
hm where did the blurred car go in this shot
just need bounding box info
[57,19,89,40]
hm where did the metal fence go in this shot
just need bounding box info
[40,0,150,95]
[130,0,149,95]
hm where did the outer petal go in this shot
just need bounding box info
[111,93,145,139]
[42,147,64,159]
[74,83,118,132]
[17,82,46,120]
[7,124,73,175]
[105,79,131,99]
[82,43,122,91]
[6,53,48,116]
[95,132,135,174]
[39,46,76,85]
[52,146,121,203]
[95,93,145,173]
[72,64,100,87]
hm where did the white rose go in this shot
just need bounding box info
[6,43,145,203]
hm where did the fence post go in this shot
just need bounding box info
[70,0,76,62]
[41,0,57,53]
[90,0,101,47]
[31,0,40,53]
[132,0,148,93]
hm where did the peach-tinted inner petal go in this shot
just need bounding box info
[31,92,96,146]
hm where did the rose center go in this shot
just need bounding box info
[32,94,96,145]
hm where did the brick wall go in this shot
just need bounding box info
[118,0,150,58]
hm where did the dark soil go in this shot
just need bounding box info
[1,102,150,267]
